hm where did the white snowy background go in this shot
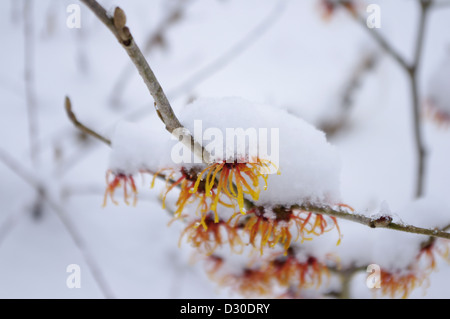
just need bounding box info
[0,0,450,298]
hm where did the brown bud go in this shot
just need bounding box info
[113,7,127,30]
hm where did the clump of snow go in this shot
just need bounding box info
[179,97,341,206]
[368,200,402,224]
[377,200,392,217]
[109,96,342,207]
[108,120,176,174]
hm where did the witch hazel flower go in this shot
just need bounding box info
[190,158,275,218]
[203,247,333,297]
[375,265,432,299]
[107,97,341,208]
[105,96,344,259]
[318,0,358,20]
[373,239,450,299]
[229,205,343,255]
[151,166,230,224]
[103,170,138,206]
[179,212,244,256]
[149,157,273,226]
[265,248,331,290]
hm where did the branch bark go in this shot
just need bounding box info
[408,0,431,198]
[109,0,188,106]
[294,203,450,240]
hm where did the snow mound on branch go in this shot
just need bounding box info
[109,97,341,206]
[108,122,175,174]
[179,97,342,205]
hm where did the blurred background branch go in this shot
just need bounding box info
[0,148,115,299]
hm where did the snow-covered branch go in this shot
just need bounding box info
[64,92,450,242]
[294,204,450,240]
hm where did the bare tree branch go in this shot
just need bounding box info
[63,96,450,241]
[51,1,284,177]
[10,0,21,24]
[339,0,430,198]
[0,148,116,299]
[23,0,39,166]
[351,9,409,71]
[79,0,209,163]
[109,0,189,106]
[294,203,450,240]
[408,0,431,198]
[60,112,450,242]
[318,51,379,137]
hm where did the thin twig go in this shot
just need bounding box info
[124,1,286,122]
[43,197,116,299]
[75,23,89,74]
[420,223,450,249]
[318,51,379,137]
[23,0,44,218]
[65,96,112,146]
[341,0,430,198]
[79,0,209,163]
[0,209,26,248]
[408,0,431,198]
[54,1,284,176]
[23,0,39,166]
[0,149,41,190]
[432,0,450,9]
[294,204,450,240]
[71,0,450,241]
[0,148,116,299]
[350,8,409,71]
[10,0,21,24]
[62,112,450,241]
[337,268,360,299]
